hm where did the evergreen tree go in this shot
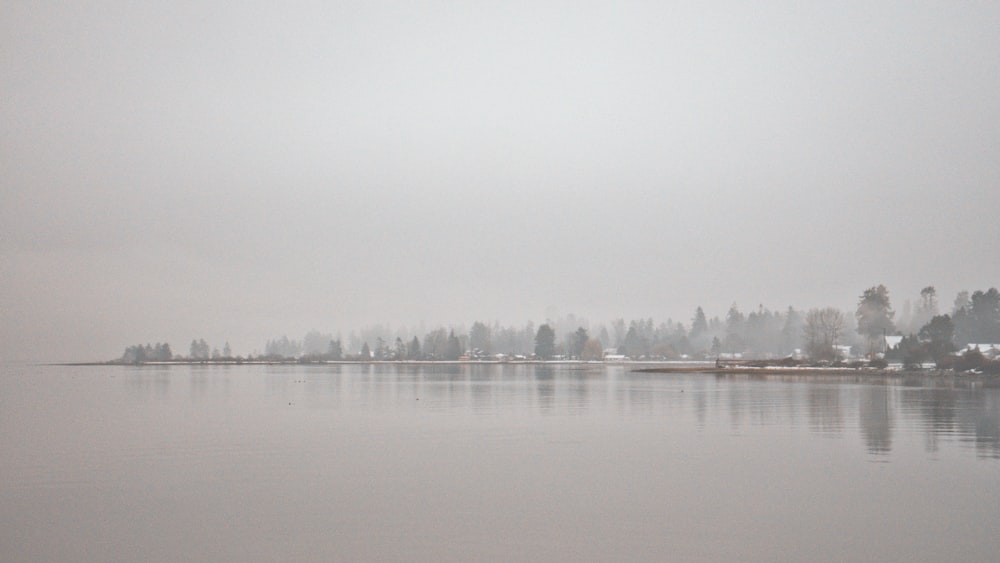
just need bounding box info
[724,303,745,353]
[691,307,708,339]
[190,339,210,360]
[407,336,421,360]
[919,314,955,364]
[445,330,461,360]
[954,288,1000,345]
[690,307,710,352]
[781,307,804,355]
[534,324,556,360]
[327,339,343,361]
[571,327,589,358]
[468,322,492,355]
[157,342,173,361]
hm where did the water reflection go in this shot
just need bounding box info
[6,364,1000,563]
[859,385,893,455]
[899,381,1000,459]
[971,393,1000,458]
[124,365,172,400]
[807,386,844,435]
[110,364,1000,460]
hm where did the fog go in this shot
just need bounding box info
[2,2,998,362]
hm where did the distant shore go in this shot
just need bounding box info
[61,359,639,367]
[632,366,947,376]
[54,359,997,378]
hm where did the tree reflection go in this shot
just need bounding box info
[900,380,1000,459]
[807,387,843,435]
[859,385,893,455]
[968,392,1000,459]
[901,386,956,453]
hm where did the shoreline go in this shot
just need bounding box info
[633,366,946,376]
[50,360,997,378]
[58,359,644,367]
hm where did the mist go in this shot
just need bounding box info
[2,2,998,362]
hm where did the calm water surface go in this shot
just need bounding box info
[2,363,998,561]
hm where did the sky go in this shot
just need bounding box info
[2,1,999,362]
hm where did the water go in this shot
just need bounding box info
[2,363,998,561]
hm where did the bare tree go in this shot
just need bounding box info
[581,338,604,361]
[804,307,845,361]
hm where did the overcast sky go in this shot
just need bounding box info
[2,1,998,362]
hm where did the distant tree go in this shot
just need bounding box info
[971,288,1000,342]
[708,315,723,335]
[724,303,745,353]
[445,330,462,360]
[669,321,690,356]
[918,286,938,318]
[804,307,845,361]
[157,343,172,361]
[780,307,804,356]
[303,330,333,356]
[710,336,722,356]
[650,340,677,359]
[918,314,955,365]
[407,336,421,360]
[374,337,388,360]
[619,323,650,358]
[518,322,536,356]
[265,335,300,358]
[535,324,556,360]
[690,307,709,348]
[581,338,604,361]
[570,327,589,358]
[856,285,896,355]
[223,342,232,358]
[126,342,173,362]
[953,288,1000,345]
[423,328,449,360]
[360,342,371,360]
[394,337,406,360]
[598,326,611,349]
[610,318,627,349]
[121,345,144,363]
[190,339,210,360]
[744,305,783,356]
[896,335,927,370]
[492,325,516,355]
[469,322,492,355]
[327,338,343,361]
[952,290,970,315]
[899,286,939,334]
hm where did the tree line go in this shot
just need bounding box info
[115,285,999,369]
